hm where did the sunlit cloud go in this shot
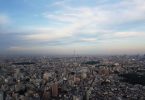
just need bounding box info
[80,38,97,42]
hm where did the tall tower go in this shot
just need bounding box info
[74,49,76,57]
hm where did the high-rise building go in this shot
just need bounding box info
[0,91,4,100]
[14,68,20,79]
[42,90,50,100]
[51,82,58,97]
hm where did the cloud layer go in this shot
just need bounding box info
[0,14,10,25]
[0,0,145,55]
[23,0,145,41]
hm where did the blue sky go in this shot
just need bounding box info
[0,0,145,55]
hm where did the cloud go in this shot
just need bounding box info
[0,14,10,25]
[21,27,73,41]
[46,0,145,25]
[0,0,145,55]
[98,31,145,41]
[51,0,68,7]
[80,38,97,42]
[2,0,145,55]
[114,32,145,38]
[24,0,145,42]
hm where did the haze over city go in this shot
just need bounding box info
[0,0,145,55]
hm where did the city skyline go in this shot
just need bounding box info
[0,0,145,55]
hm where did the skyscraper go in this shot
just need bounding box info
[0,91,4,100]
[51,82,58,97]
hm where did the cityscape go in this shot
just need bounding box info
[0,55,145,99]
[0,0,145,100]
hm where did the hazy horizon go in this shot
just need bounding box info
[0,0,145,55]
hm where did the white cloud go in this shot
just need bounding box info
[21,0,145,44]
[46,0,145,25]
[80,38,97,42]
[100,31,145,40]
[114,32,145,38]
[51,0,68,7]
[0,14,10,25]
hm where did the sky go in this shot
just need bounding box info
[0,0,145,55]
